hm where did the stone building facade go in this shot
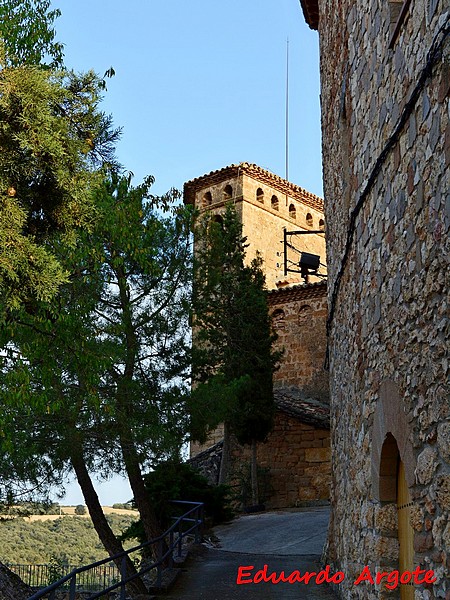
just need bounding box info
[184,162,327,289]
[184,165,331,507]
[300,1,449,599]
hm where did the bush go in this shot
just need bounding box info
[120,461,233,543]
[74,505,87,515]
[112,503,134,510]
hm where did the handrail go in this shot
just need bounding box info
[28,500,204,600]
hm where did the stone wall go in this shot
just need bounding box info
[184,163,326,290]
[269,282,329,401]
[300,1,449,598]
[230,411,330,509]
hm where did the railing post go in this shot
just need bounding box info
[178,519,183,557]
[169,530,174,568]
[120,555,127,600]
[195,504,203,543]
[69,574,76,600]
[156,538,163,587]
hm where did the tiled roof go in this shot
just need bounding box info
[268,281,327,305]
[274,387,330,428]
[299,0,319,30]
[183,162,324,212]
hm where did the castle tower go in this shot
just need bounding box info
[183,163,326,289]
[184,163,329,461]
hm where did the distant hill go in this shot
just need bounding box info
[0,513,139,565]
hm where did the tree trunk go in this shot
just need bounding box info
[218,421,231,484]
[119,437,163,544]
[70,451,148,598]
[0,563,32,600]
[250,439,259,506]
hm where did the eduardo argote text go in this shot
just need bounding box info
[236,564,436,590]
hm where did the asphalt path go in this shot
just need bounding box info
[165,507,336,599]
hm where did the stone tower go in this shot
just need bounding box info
[184,164,330,477]
[183,162,326,290]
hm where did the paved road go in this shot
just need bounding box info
[165,507,336,599]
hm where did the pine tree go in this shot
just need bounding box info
[191,204,280,503]
[0,2,120,311]
[0,174,193,592]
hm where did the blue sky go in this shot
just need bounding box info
[51,0,322,505]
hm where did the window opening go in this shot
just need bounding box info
[223,185,233,201]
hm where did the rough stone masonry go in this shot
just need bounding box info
[299,0,449,598]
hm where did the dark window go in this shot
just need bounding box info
[289,204,296,220]
[256,188,264,203]
[223,185,233,200]
[306,213,313,227]
[202,191,212,208]
[271,195,279,211]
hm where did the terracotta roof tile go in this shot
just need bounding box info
[268,281,327,305]
[183,162,323,212]
[274,387,330,428]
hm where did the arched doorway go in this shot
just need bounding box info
[378,433,414,599]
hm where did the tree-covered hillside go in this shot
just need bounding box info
[0,514,138,565]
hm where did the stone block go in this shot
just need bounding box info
[304,447,331,463]
[374,504,398,533]
[415,446,438,485]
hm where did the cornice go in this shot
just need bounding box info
[183,162,324,213]
[299,0,319,30]
[268,281,327,305]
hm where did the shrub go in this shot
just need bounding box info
[74,505,87,515]
[120,461,233,543]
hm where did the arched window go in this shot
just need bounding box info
[212,214,224,226]
[298,304,312,325]
[223,185,233,201]
[319,218,325,229]
[306,213,313,227]
[256,188,264,203]
[271,308,285,330]
[202,191,212,208]
[289,204,296,220]
[271,195,279,211]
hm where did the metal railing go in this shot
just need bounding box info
[7,563,119,590]
[28,500,204,600]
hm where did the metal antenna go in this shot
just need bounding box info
[285,38,289,200]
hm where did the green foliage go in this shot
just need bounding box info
[74,505,86,516]
[0,173,193,526]
[191,204,281,445]
[121,461,233,543]
[0,1,121,309]
[0,514,138,565]
[0,0,64,68]
[0,63,120,309]
[47,553,68,585]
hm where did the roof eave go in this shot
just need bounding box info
[299,0,319,30]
